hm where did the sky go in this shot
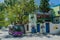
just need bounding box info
[0,0,60,6]
[35,0,60,6]
[0,0,4,3]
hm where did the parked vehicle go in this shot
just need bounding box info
[9,25,25,37]
[0,26,2,29]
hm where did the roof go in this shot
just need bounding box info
[51,4,60,16]
[52,4,60,7]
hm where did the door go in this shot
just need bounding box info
[37,24,40,32]
[31,27,36,33]
[46,23,50,33]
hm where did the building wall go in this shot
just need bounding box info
[37,22,60,34]
[40,22,60,34]
[26,13,60,34]
[50,22,60,34]
[52,6,60,23]
[40,23,46,33]
[53,6,60,16]
[28,14,37,33]
[52,6,60,34]
[53,17,60,23]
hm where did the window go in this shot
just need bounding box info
[27,25,29,31]
[58,11,60,14]
[53,17,60,24]
[31,16,34,19]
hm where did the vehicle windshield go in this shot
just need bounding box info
[13,25,23,32]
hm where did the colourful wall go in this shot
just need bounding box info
[52,6,60,16]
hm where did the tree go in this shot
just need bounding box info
[4,0,21,6]
[24,0,37,13]
[0,3,5,11]
[5,0,28,24]
[5,0,37,25]
[0,11,5,27]
[39,0,51,13]
[0,3,6,27]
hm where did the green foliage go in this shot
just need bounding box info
[5,0,37,24]
[4,0,21,6]
[0,11,5,26]
[0,3,5,11]
[0,0,37,27]
[39,0,51,13]
[24,0,37,13]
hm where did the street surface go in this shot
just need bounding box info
[0,29,60,40]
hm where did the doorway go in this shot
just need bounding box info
[46,22,50,33]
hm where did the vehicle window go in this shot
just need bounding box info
[13,25,24,32]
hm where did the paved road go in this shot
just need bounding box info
[0,30,60,40]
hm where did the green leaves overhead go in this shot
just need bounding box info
[0,11,5,26]
[0,0,37,27]
[39,0,51,13]
[0,0,54,26]
[4,0,37,24]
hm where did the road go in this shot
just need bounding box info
[0,30,60,40]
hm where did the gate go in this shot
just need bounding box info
[37,24,40,32]
[46,22,50,33]
[31,27,36,33]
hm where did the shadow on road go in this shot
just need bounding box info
[3,34,55,39]
[3,35,24,39]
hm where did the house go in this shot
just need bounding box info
[50,4,60,34]
[25,13,37,33]
[52,4,60,23]
[25,12,51,33]
[25,4,60,34]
